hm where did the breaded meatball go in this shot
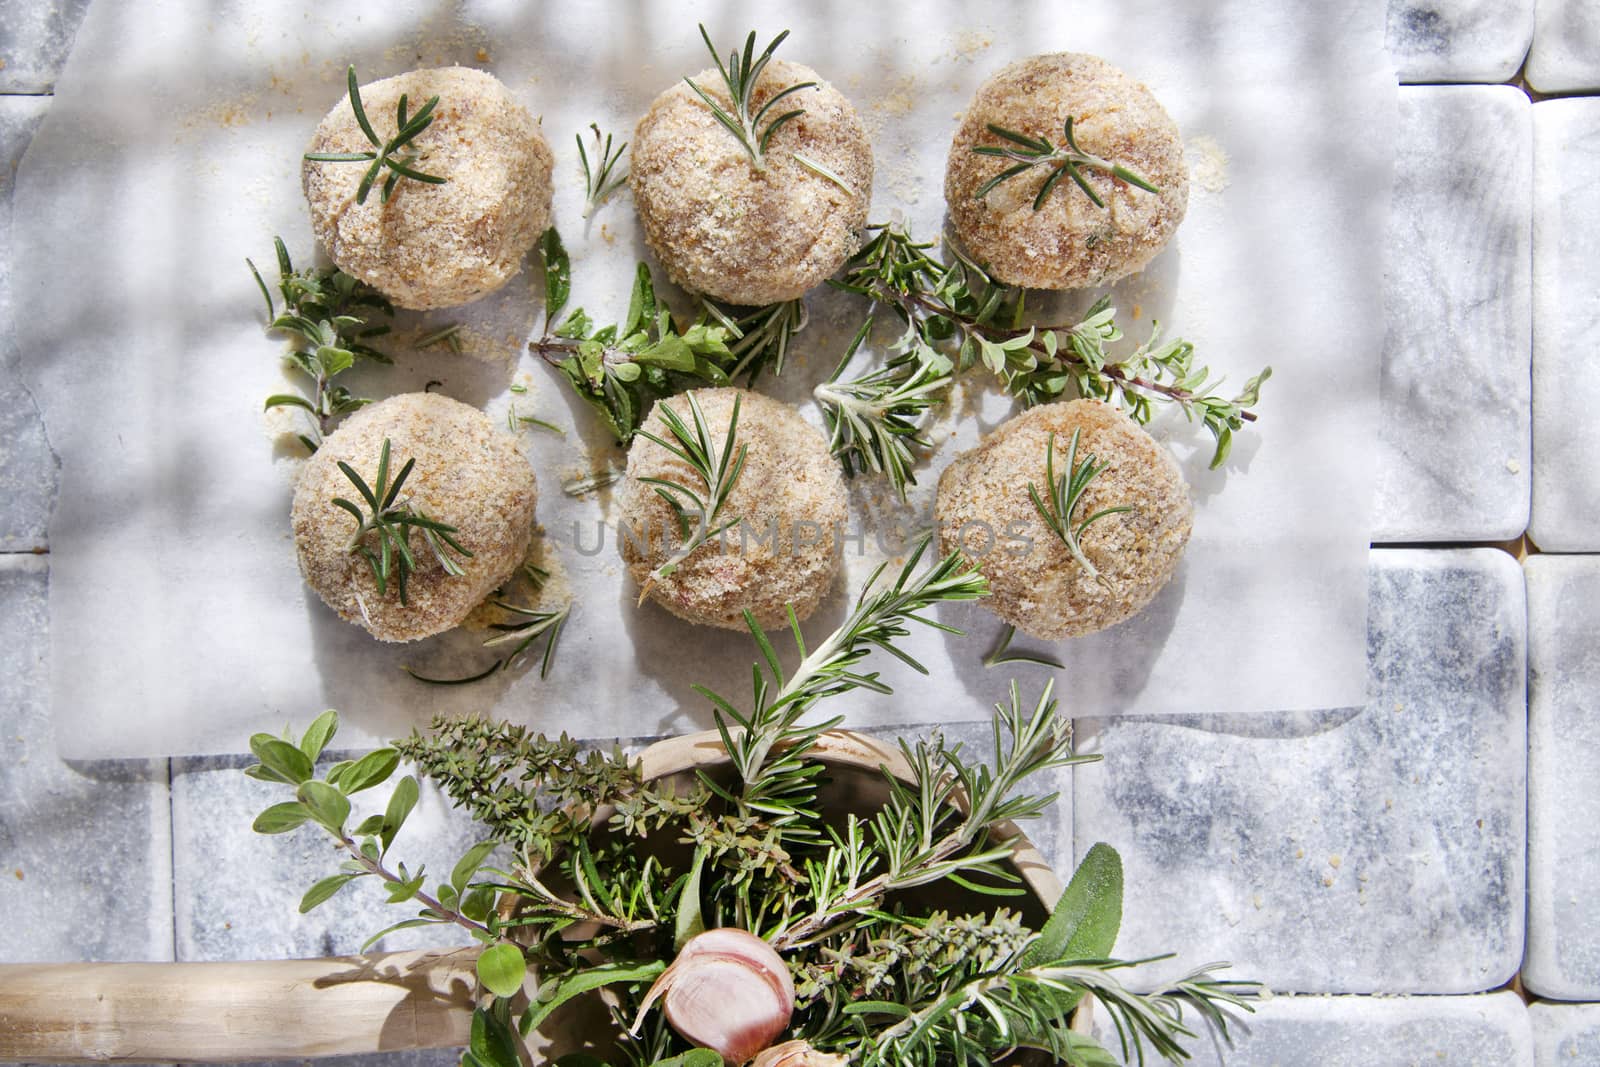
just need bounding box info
[936,399,1191,639]
[293,393,537,642]
[945,54,1188,290]
[619,388,847,629]
[631,59,872,306]
[303,67,553,310]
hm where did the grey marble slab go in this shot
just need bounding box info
[1524,556,1600,1000]
[1531,1002,1600,1066]
[0,554,173,962]
[1073,549,1525,995]
[0,95,55,552]
[1530,99,1600,552]
[1376,87,1532,543]
[1527,0,1600,93]
[1094,990,1531,1066]
[1386,0,1535,84]
[170,744,497,961]
[0,0,90,94]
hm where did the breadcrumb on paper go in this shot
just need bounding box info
[619,388,847,630]
[303,67,553,310]
[935,399,1191,639]
[631,60,873,306]
[945,53,1188,290]
[292,392,537,642]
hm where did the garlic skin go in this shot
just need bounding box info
[751,1039,848,1067]
[634,928,796,1063]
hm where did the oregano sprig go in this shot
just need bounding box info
[973,117,1160,211]
[304,65,448,205]
[1027,428,1133,587]
[685,25,815,170]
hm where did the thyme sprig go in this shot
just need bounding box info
[578,123,629,218]
[685,25,815,170]
[248,236,393,453]
[635,391,749,598]
[815,225,1272,499]
[304,65,448,205]
[1028,429,1133,587]
[973,117,1159,210]
[332,438,472,605]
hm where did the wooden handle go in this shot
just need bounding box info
[0,949,481,1063]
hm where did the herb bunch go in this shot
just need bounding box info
[248,236,393,453]
[816,225,1272,499]
[303,65,448,205]
[250,540,1257,1067]
[532,229,800,443]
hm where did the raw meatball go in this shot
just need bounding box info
[292,393,537,642]
[935,399,1191,639]
[619,387,847,629]
[945,53,1188,290]
[303,67,553,310]
[631,59,872,306]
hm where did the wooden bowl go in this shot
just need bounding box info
[0,729,1082,1063]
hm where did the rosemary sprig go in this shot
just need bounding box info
[304,65,448,205]
[701,296,808,381]
[417,323,463,354]
[685,25,815,170]
[1027,429,1133,586]
[331,438,472,605]
[814,225,1271,498]
[248,236,393,453]
[973,117,1160,211]
[814,321,952,493]
[634,392,748,599]
[578,123,629,218]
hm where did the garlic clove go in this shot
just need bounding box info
[634,928,796,1064]
[751,1039,848,1067]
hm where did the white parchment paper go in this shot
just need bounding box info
[14,0,1395,758]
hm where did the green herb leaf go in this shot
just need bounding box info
[1021,841,1123,969]
[476,943,527,998]
[299,872,361,913]
[674,846,708,950]
[464,1004,521,1067]
[296,779,351,833]
[541,227,571,327]
[452,840,498,895]
[339,747,401,794]
[251,801,311,835]
[299,710,339,762]
[249,734,314,784]
[381,774,419,854]
[522,961,667,1035]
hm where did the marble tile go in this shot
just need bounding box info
[1092,990,1531,1066]
[1524,556,1600,1000]
[1073,549,1525,994]
[1527,0,1600,93]
[1386,0,1535,83]
[0,95,55,552]
[1376,87,1532,543]
[0,554,173,962]
[1531,1002,1600,1066]
[170,745,496,961]
[1530,100,1600,552]
[0,0,91,94]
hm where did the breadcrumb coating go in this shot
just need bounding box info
[292,393,538,643]
[303,67,553,310]
[935,399,1191,639]
[619,388,848,630]
[632,59,873,306]
[945,53,1188,290]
